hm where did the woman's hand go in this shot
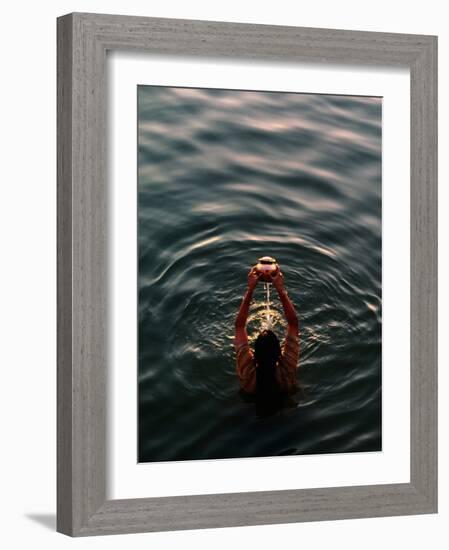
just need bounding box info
[247,267,261,291]
[269,269,285,292]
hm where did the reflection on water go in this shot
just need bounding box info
[138,86,382,462]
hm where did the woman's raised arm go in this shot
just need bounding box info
[234,268,260,348]
[269,270,298,332]
[269,270,300,382]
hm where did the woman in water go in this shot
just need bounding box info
[234,266,299,416]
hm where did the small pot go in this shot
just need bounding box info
[255,256,279,282]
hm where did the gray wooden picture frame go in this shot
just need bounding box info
[57,12,438,537]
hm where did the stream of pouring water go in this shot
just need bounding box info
[264,282,272,330]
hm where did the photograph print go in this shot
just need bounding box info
[138,85,382,463]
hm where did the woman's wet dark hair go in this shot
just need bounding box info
[254,330,283,416]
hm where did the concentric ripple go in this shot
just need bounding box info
[138,86,382,462]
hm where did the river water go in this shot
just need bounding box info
[138,86,382,462]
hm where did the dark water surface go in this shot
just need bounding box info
[138,86,382,462]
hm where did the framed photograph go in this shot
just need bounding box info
[57,13,437,536]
